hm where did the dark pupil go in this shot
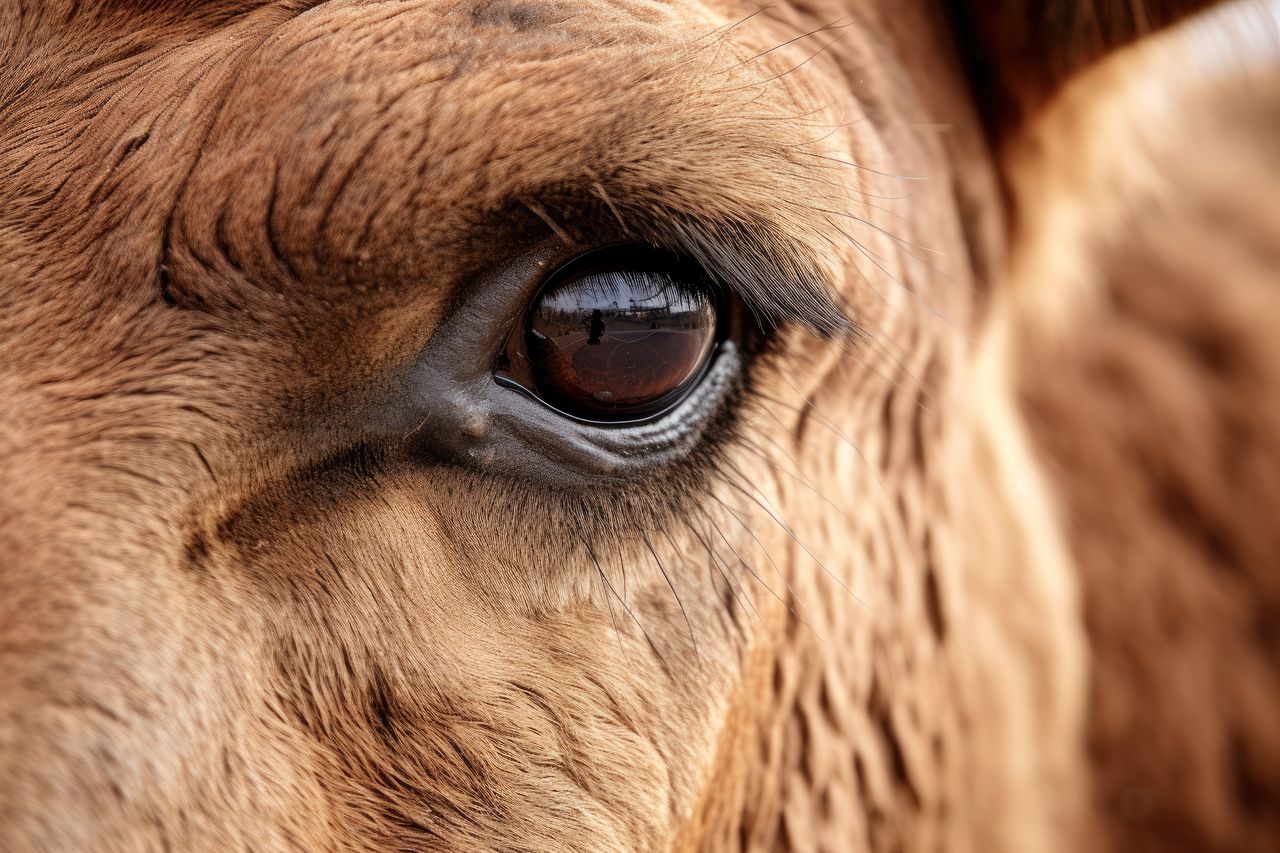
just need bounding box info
[527,268,717,420]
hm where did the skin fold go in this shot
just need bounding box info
[0,0,1274,850]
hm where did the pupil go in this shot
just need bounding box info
[527,267,717,420]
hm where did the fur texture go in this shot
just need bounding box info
[1006,6,1280,847]
[0,0,1273,850]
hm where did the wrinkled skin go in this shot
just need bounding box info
[0,1,1276,851]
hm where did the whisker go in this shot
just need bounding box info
[716,29,853,93]
[581,530,673,677]
[828,218,978,346]
[703,505,826,642]
[698,6,777,72]
[591,180,630,235]
[708,491,801,603]
[746,269,939,418]
[738,434,859,528]
[813,205,946,257]
[815,207,979,302]
[601,532,681,677]
[752,100,840,125]
[684,516,767,632]
[792,167,910,200]
[782,117,868,149]
[721,17,852,70]
[691,5,773,46]
[706,507,782,606]
[797,149,930,182]
[400,413,430,442]
[719,463,874,611]
[800,325,938,416]
[755,381,892,502]
[580,531,630,666]
[641,534,701,663]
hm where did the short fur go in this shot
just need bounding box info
[0,0,1274,851]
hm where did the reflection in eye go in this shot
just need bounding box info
[527,268,718,421]
[497,249,724,424]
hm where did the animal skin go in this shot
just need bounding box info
[0,0,1274,850]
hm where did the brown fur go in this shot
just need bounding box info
[0,0,1273,850]
[1006,8,1280,848]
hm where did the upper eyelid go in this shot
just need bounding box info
[655,213,850,338]
[467,188,852,339]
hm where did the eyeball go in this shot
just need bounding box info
[499,247,722,423]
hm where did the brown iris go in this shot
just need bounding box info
[500,249,720,422]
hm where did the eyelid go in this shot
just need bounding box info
[374,240,745,485]
[456,191,850,338]
[532,200,851,338]
[664,217,850,338]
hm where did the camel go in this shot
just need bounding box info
[0,0,1275,849]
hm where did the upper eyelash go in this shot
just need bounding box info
[498,191,852,339]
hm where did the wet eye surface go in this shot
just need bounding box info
[499,246,723,423]
[394,241,753,484]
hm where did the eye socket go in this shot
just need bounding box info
[498,246,725,423]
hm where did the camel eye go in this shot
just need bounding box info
[500,247,722,423]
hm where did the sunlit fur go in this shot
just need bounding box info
[0,1,1274,851]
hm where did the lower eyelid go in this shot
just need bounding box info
[400,337,743,486]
